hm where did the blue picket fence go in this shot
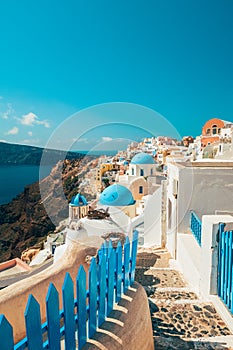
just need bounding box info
[218,223,233,314]
[0,231,138,350]
[190,210,202,246]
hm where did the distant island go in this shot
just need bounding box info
[0,141,84,166]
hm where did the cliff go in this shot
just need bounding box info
[0,156,97,263]
[0,141,83,165]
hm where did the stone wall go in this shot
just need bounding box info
[83,282,154,350]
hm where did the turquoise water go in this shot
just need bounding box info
[0,165,53,205]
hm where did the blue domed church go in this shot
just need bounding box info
[99,184,136,218]
[129,152,156,177]
[69,193,89,221]
[116,152,156,201]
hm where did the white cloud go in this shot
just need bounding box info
[1,103,14,119]
[6,126,19,135]
[19,112,50,128]
[20,112,37,126]
[101,137,113,142]
[37,120,50,128]
[75,137,89,143]
[28,131,33,136]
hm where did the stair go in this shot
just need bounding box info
[135,248,233,350]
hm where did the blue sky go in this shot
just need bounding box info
[0,0,233,150]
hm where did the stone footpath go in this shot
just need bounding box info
[135,248,233,350]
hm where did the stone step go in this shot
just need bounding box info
[135,267,186,288]
[149,297,231,342]
[153,334,233,350]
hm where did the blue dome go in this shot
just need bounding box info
[70,193,88,206]
[100,184,135,206]
[131,152,155,165]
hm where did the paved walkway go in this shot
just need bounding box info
[135,247,233,350]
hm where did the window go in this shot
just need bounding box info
[206,128,210,135]
[132,168,134,175]
[139,186,143,194]
[140,169,144,176]
[212,124,217,135]
[151,168,153,175]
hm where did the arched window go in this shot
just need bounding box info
[132,168,134,175]
[140,169,144,176]
[151,168,153,175]
[212,124,217,135]
[206,128,210,135]
[139,186,143,194]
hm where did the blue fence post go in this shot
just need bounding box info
[77,265,87,350]
[219,224,226,301]
[116,241,122,302]
[98,249,107,327]
[231,231,233,314]
[130,230,138,284]
[46,283,61,350]
[217,223,233,313]
[89,258,97,338]
[107,241,115,316]
[25,294,43,350]
[0,315,14,350]
[227,230,233,308]
[62,272,76,350]
[123,236,130,293]
[224,230,229,304]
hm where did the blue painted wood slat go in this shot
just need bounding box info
[98,251,107,327]
[0,315,14,350]
[77,265,87,350]
[220,228,225,300]
[107,245,115,316]
[62,273,76,350]
[89,258,97,338]
[231,232,233,314]
[227,231,233,309]
[25,294,43,350]
[226,231,231,306]
[116,242,122,302]
[130,230,138,284]
[46,283,61,350]
[224,231,229,303]
[124,236,130,293]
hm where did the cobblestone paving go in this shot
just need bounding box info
[135,249,233,350]
[136,268,186,288]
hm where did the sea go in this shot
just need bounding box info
[0,150,118,206]
[0,165,53,205]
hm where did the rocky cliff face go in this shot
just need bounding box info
[0,156,96,263]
